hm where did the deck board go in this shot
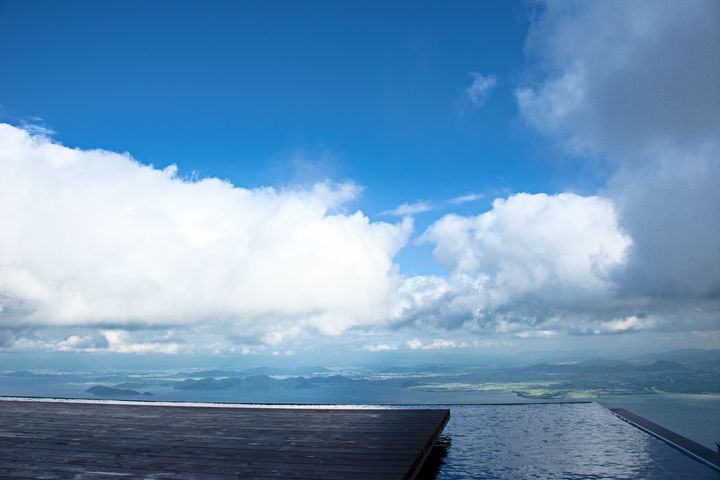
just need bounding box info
[0,400,449,479]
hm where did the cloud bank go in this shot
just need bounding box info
[2,0,717,353]
[0,124,411,345]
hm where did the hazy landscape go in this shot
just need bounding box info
[3,348,718,449]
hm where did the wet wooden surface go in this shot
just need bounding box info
[0,400,449,479]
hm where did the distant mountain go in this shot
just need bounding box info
[113,380,175,389]
[291,366,332,375]
[626,349,720,366]
[512,361,626,375]
[173,374,322,391]
[640,360,688,372]
[176,366,332,379]
[306,375,358,385]
[172,374,362,391]
[508,359,691,376]
[235,366,331,376]
[177,369,250,378]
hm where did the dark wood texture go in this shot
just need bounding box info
[0,400,449,479]
[611,408,720,471]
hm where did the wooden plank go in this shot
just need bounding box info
[0,446,410,475]
[0,399,449,479]
[0,438,421,462]
[0,435,427,456]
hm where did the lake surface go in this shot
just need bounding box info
[0,373,540,404]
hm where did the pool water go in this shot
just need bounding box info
[420,403,719,479]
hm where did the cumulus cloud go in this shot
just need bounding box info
[56,332,109,352]
[102,330,182,354]
[0,124,411,344]
[54,329,183,355]
[381,201,433,217]
[464,73,497,107]
[517,0,720,298]
[424,193,630,302]
[407,192,634,334]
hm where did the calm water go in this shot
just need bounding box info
[423,403,720,479]
[0,375,536,404]
[597,393,720,450]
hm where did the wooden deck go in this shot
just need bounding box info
[0,399,449,480]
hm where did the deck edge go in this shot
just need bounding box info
[405,409,451,480]
[0,396,419,410]
[610,407,720,472]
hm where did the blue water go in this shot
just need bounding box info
[598,393,720,451]
[425,403,719,479]
[0,375,537,404]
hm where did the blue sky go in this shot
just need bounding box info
[0,0,718,361]
[0,1,590,200]
[0,0,600,274]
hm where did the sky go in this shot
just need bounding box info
[0,0,718,365]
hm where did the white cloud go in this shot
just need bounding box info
[393,192,635,335]
[363,342,398,352]
[381,201,433,217]
[516,66,585,149]
[589,315,655,335]
[56,333,108,352]
[513,330,557,339]
[448,193,483,205]
[101,330,182,354]
[405,338,507,350]
[406,338,458,350]
[423,193,630,303]
[5,328,185,354]
[0,124,411,343]
[465,73,497,106]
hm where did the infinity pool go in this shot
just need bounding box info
[421,403,719,479]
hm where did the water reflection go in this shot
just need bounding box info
[418,403,718,479]
[417,435,452,480]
